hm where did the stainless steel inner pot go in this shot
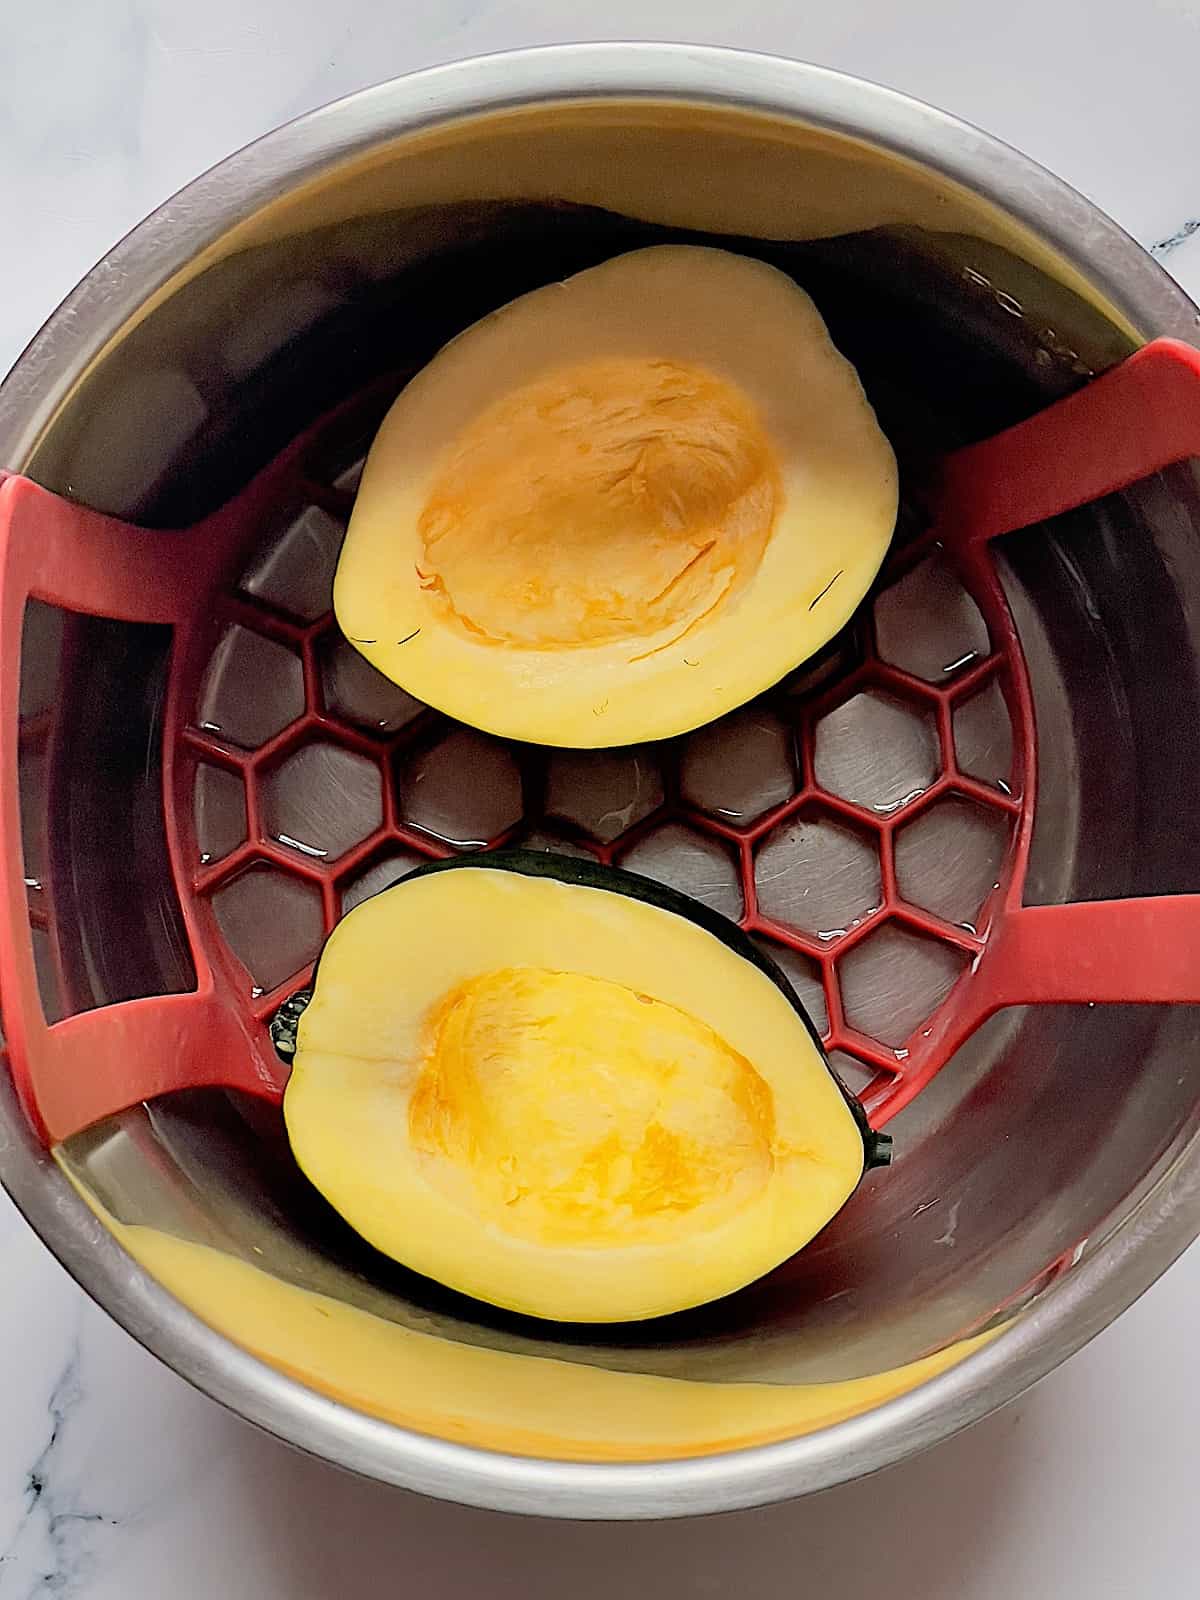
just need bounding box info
[2,44,1199,1519]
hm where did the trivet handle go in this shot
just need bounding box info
[907,894,1200,1100]
[0,474,283,1144]
[935,337,1200,549]
[21,992,282,1145]
[0,471,216,623]
[977,896,1200,1011]
[930,338,1200,1028]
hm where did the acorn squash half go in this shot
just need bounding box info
[280,852,890,1323]
[334,245,898,747]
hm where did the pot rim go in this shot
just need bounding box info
[2,41,1198,1519]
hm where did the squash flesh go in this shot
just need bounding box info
[408,967,775,1247]
[416,356,778,650]
[334,245,898,747]
[285,865,867,1322]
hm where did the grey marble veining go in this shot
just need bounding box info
[1,1331,119,1598]
[1153,218,1200,257]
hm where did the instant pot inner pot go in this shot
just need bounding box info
[12,104,1200,1419]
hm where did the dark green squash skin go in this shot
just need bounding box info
[272,848,892,1171]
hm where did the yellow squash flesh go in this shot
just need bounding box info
[334,245,898,746]
[283,863,867,1323]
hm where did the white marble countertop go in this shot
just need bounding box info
[4,2,1200,1594]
